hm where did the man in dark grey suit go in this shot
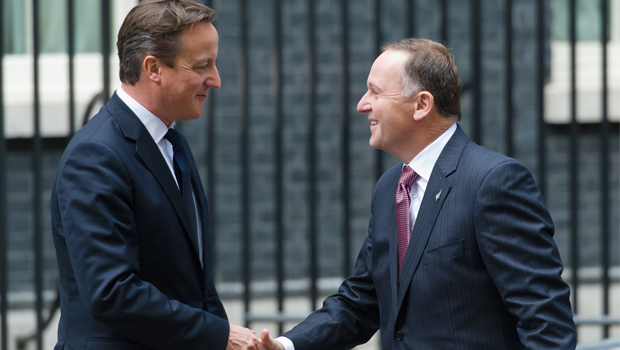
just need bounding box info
[259,38,577,349]
[50,1,260,349]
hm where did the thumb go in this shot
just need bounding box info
[259,329,282,350]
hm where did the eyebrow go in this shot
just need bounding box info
[193,56,215,64]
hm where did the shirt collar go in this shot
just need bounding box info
[116,85,171,143]
[406,123,457,182]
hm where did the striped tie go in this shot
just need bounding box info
[396,166,418,282]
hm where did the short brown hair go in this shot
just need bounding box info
[117,0,217,85]
[382,38,461,120]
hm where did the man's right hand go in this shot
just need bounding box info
[258,329,284,350]
[226,324,259,350]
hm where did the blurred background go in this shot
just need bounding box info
[0,0,618,349]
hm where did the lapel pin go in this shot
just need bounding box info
[435,189,442,202]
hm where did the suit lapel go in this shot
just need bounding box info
[188,166,214,303]
[180,133,215,274]
[395,125,468,309]
[189,167,210,265]
[136,132,200,256]
[396,170,451,306]
[384,165,403,308]
[107,94,201,257]
[178,128,218,304]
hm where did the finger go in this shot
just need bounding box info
[253,336,263,349]
[259,329,279,350]
[246,337,259,350]
[259,329,271,343]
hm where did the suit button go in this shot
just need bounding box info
[395,331,404,341]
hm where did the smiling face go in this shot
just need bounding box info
[156,21,220,125]
[357,50,416,156]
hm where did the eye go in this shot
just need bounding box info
[195,61,211,71]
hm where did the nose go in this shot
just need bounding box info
[205,66,221,89]
[357,91,371,113]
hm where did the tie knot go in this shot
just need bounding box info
[164,128,182,149]
[399,166,418,188]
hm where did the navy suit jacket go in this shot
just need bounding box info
[50,93,229,350]
[284,125,576,349]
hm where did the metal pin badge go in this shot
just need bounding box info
[435,189,442,201]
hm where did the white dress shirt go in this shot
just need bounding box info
[116,87,204,267]
[405,122,456,231]
[277,123,457,350]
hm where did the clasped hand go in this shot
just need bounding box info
[226,324,284,350]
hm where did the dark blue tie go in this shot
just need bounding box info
[164,128,198,243]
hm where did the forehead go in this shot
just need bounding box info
[180,21,218,51]
[370,50,408,76]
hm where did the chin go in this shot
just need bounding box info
[369,137,381,150]
[189,111,203,120]
[369,142,380,150]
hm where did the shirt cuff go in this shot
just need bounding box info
[276,336,295,350]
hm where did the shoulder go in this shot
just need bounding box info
[446,141,539,200]
[66,94,142,155]
[460,142,531,178]
[70,93,141,147]
[69,105,119,145]
[58,104,134,174]
[462,142,513,169]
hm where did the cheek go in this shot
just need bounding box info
[191,72,209,86]
[374,98,394,112]
[373,102,390,121]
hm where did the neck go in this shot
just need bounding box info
[121,82,173,127]
[398,115,455,164]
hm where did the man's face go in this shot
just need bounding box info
[158,21,220,123]
[356,50,415,155]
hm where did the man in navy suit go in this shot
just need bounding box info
[259,39,577,349]
[50,1,259,349]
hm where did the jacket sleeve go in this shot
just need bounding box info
[55,139,229,350]
[282,192,382,350]
[474,160,577,348]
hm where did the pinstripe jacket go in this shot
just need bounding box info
[284,125,576,349]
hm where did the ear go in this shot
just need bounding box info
[143,55,162,84]
[413,91,434,122]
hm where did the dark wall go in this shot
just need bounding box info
[4,0,618,305]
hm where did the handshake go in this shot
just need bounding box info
[227,324,285,350]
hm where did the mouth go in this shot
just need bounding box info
[370,120,378,126]
[197,89,209,99]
